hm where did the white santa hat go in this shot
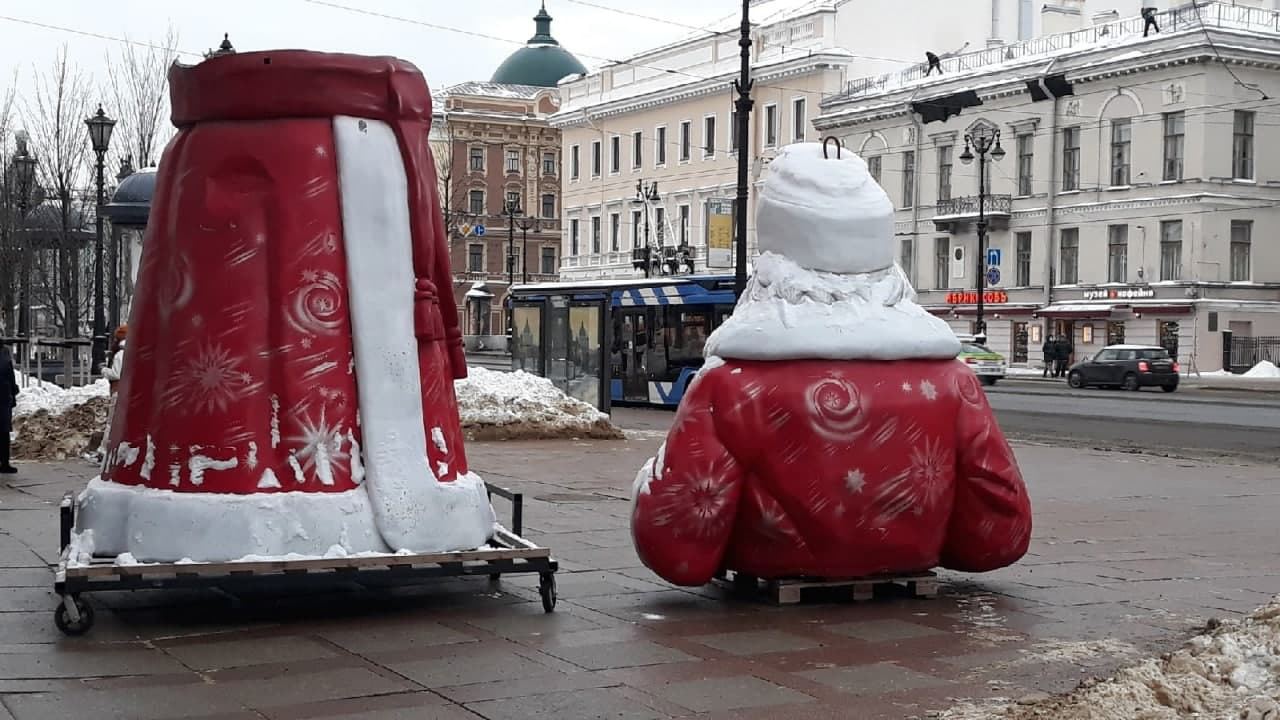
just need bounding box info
[756,141,895,274]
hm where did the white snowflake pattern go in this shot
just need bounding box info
[285,408,350,486]
[919,379,938,401]
[314,144,328,158]
[181,342,257,414]
[901,381,913,393]
[301,337,314,349]
[844,469,867,495]
[909,436,950,513]
[301,269,320,283]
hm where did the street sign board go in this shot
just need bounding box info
[474,224,486,237]
[705,199,734,269]
[986,248,1001,266]
[986,266,1001,286]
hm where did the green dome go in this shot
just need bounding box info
[491,3,587,87]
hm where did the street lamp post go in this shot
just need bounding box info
[959,127,1004,340]
[732,0,754,301]
[631,180,659,278]
[85,105,116,374]
[515,215,539,284]
[502,198,522,345]
[11,148,37,343]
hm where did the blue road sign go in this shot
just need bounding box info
[986,266,1001,286]
[986,248,1002,266]
[475,224,486,237]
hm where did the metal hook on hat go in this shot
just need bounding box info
[822,136,842,159]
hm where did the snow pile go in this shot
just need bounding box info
[454,367,622,440]
[939,596,1280,719]
[1243,360,1280,379]
[12,396,111,461]
[12,371,109,419]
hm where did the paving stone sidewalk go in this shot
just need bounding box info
[0,412,1278,719]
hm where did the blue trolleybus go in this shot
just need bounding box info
[508,275,737,410]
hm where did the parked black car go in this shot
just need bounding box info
[1067,344,1180,392]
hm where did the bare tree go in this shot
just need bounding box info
[0,67,20,336]
[22,45,93,359]
[106,25,180,170]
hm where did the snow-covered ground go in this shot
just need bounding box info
[454,366,622,440]
[11,371,109,419]
[940,595,1280,719]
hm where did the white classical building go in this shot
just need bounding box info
[816,0,1280,372]
[550,0,1134,281]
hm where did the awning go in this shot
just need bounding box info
[926,303,1040,317]
[465,288,493,299]
[1033,304,1116,319]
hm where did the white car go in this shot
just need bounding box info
[955,334,1007,386]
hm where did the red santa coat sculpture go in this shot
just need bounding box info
[631,143,1032,587]
[76,50,495,563]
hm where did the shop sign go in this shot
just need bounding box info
[1082,287,1155,300]
[946,290,1008,304]
[705,198,734,269]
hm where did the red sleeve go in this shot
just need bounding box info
[420,136,467,380]
[631,371,743,586]
[940,369,1032,573]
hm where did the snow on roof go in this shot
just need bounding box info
[442,81,550,100]
[822,1,1280,113]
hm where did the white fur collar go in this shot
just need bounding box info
[704,252,961,362]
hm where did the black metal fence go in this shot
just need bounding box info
[1229,336,1280,373]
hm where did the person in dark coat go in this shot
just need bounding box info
[1142,7,1160,37]
[0,345,18,473]
[1042,335,1055,377]
[1053,335,1072,378]
[925,51,943,76]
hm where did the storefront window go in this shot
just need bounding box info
[1012,322,1029,363]
[511,305,543,374]
[1107,321,1125,346]
[1159,321,1180,359]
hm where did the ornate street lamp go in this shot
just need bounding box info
[959,127,1004,340]
[515,214,540,284]
[85,104,116,374]
[10,148,37,340]
[501,198,522,346]
[631,180,659,278]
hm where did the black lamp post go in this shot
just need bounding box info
[109,155,134,331]
[85,104,116,374]
[631,180,659,278]
[515,215,540,284]
[959,127,1004,339]
[732,0,754,301]
[11,148,37,341]
[502,198,522,345]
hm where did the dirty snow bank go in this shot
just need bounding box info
[12,371,109,419]
[939,596,1280,719]
[12,397,111,461]
[454,367,623,440]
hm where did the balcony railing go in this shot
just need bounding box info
[826,1,1277,104]
[936,194,1012,218]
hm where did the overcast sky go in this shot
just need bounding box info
[0,0,732,110]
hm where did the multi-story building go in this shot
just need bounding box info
[815,1,1280,372]
[430,3,586,348]
[550,0,1149,282]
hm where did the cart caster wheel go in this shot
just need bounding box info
[538,572,557,613]
[732,572,758,598]
[54,596,94,636]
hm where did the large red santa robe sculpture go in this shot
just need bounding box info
[76,49,495,563]
[631,142,1032,587]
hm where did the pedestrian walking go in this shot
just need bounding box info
[924,51,943,76]
[1142,7,1160,37]
[97,324,127,462]
[1,344,19,474]
[1042,335,1055,378]
[1054,335,1072,378]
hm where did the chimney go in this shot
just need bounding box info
[1041,0,1086,36]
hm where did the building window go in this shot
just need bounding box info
[570,145,580,179]
[679,204,690,244]
[901,151,915,208]
[540,247,556,275]
[703,115,716,157]
[655,126,667,166]
[1016,134,1033,196]
[937,145,952,203]
[1230,220,1252,281]
[541,193,555,219]
[469,147,484,172]
[505,149,521,174]
[542,152,556,176]
[467,243,483,272]
[1162,111,1185,181]
[610,212,620,252]
[632,131,643,169]
[679,121,691,161]
[867,155,882,185]
[591,216,601,254]
[631,209,642,246]
[792,98,807,142]
[764,104,777,146]
[1107,225,1128,283]
[1233,111,1255,180]
[900,237,914,283]
[505,191,521,212]
[1062,127,1080,191]
[610,135,620,174]
[1059,227,1079,285]
[569,219,580,255]
[655,207,666,242]
[1110,119,1131,187]
[468,190,485,216]
[1015,232,1031,286]
[934,237,949,290]
[591,140,601,177]
[1160,220,1182,281]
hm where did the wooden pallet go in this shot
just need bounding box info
[719,570,938,605]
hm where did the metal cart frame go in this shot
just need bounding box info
[52,482,557,635]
